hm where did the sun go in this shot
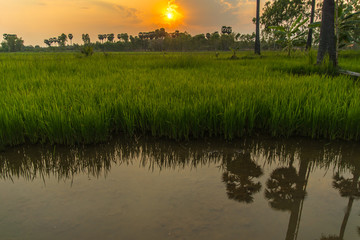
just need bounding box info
[167,12,174,20]
[163,0,181,22]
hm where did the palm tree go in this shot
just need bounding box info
[98,34,104,43]
[317,0,337,66]
[222,152,263,203]
[44,39,51,47]
[159,28,166,39]
[107,33,115,42]
[306,0,316,50]
[121,33,129,43]
[82,34,90,45]
[255,0,261,55]
[68,33,73,46]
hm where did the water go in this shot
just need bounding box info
[0,137,359,240]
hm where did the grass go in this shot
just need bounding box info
[0,50,360,147]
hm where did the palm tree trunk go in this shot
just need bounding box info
[306,0,316,50]
[317,0,337,66]
[339,173,360,239]
[335,0,339,61]
[339,197,354,240]
[255,0,261,55]
[285,160,309,240]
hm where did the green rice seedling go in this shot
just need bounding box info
[0,51,360,149]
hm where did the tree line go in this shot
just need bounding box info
[1,0,359,56]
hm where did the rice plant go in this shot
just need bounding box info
[0,51,359,148]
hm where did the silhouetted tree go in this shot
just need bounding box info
[98,34,104,43]
[3,34,24,52]
[44,39,51,47]
[107,33,115,42]
[255,0,261,54]
[306,0,316,50]
[82,34,90,45]
[68,33,73,45]
[58,33,67,47]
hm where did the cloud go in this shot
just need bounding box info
[218,0,257,12]
[88,1,143,24]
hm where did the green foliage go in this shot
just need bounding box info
[261,0,310,34]
[310,1,360,48]
[57,33,67,47]
[2,34,24,52]
[81,45,94,57]
[82,34,91,45]
[269,14,309,56]
[0,52,360,148]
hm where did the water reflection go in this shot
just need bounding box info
[320,154,360,240]
[1,137,360,240]
[222,152,263,203]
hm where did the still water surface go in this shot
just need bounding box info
[0,137,359,240]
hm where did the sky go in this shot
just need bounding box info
[0,0,268,46]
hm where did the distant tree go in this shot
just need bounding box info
[82,34,91,45]
[221,26,233,34]
[3,34,16,52]
[107,33,115,42]
[58,33,67,47]
[130,35,135,43]
[306,0,316,50]
[98,34,104,43]
[3,34,24,52]
[120,33,129,42]
[255,0,261,54]
[68,33,73,45]
[49,37,59,46]
[210,31,221,50]
[159,28,166,39]
[174,30,180,38]
[44,39,51,47]
[117,34,121,41]
[206,33,211,40]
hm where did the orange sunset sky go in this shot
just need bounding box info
[0,0,267,46]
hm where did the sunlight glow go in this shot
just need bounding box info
[164,0,181,23]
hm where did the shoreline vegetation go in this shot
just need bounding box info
[1,51,360,149]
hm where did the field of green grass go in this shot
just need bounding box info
[0,51,360,147]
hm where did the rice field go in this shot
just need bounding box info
[0,51,360,148]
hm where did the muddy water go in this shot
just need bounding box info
[0,137,359,240]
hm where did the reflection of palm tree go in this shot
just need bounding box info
[331,169,360,240]
[265,166,307,211]
[222,152,263,203]
[265,158,310,240]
